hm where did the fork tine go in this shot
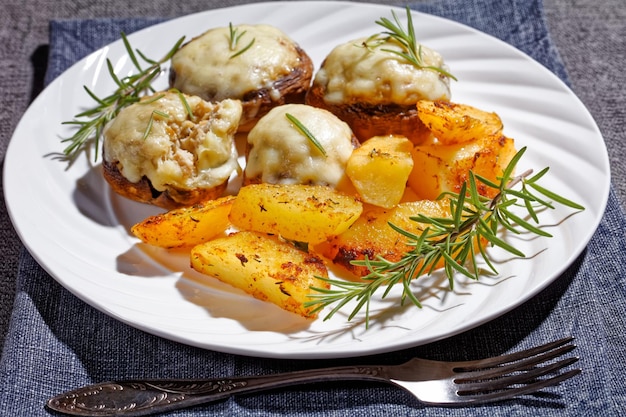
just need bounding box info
[455,343,577,380]
[456,368,582,404]
[455,337,575,371]
[456,356,580,393]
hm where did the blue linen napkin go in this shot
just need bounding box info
[2,0,625,415]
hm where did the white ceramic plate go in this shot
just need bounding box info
[4,1,610,358]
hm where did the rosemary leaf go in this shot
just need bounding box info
[173,89,196,122]
[528,182,586,210]
[230,38,255,59]
[122,32,142,72]
[285,113,327,156]
[106,59,124,88]
[503,210,552,237]
[142,114,156,141]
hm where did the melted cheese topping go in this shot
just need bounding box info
[171,24,301,101]
[103,92,241,191]
[245,104,355,187]
[313,37,451,105]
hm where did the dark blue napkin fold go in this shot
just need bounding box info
[2,0,625,415]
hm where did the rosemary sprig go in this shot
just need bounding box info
[228,22,255,59]
[285,113,327,157]
[61,33,185,161]
[306,147,584,326]
[373,7,457,81]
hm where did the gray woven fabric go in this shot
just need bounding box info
[1,0,625,416]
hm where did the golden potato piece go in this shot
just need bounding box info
[190,231,330,318]
[408,135,516,200]
[131,195,235,249]
[417,100,503,145]
[315,200,451,277]
[346,135,414,209]
[229,183,363,244]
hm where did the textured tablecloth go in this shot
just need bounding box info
[1,0,625,415]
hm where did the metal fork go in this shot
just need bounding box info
[47,337,580,416]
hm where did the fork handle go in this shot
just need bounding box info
[47,365,391,416]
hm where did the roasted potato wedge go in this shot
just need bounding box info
[417,100,504,145]
[316,200,452,277]
[408,134,516,200]
[346,135,414,208]
[409,100,516,200]
[131,195,235,249]
[229,183,363,244]
[190,231,329,318]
